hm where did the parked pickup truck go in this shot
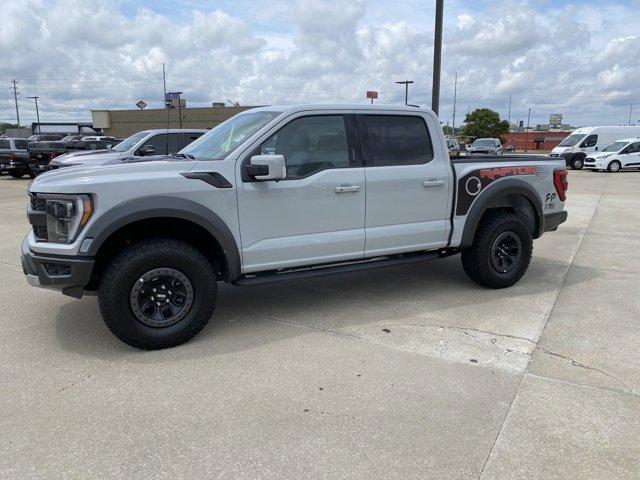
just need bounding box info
[22,105,568,350]
[0,137,30,177]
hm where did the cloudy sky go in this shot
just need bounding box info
[1,0,639,129]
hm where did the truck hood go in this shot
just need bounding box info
[55,149,112,160]
[551,146,571,154]
[29,159,198,194]
[54,151,123,166]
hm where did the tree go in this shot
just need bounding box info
[442,125,453,136]
[461,108,509,140]
[0,123,18,135]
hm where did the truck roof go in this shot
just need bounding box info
[246,104,435,114]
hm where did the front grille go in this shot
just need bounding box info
[33,225,48,240]
[585,158,595,163]
[29,193,48,241]
[29,193,46,211]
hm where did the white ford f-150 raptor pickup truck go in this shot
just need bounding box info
[22,105,568,349]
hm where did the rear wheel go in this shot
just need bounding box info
[607,160,621,173]
[8,170,25,178]
[98,238,217,350]
[461,211,533,289]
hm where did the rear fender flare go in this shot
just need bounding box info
[459,178,544,248]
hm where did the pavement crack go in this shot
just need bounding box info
[388,323,536,344]
[535,346,634,393]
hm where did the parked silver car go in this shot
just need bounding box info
[467,138,503,156]
[49,129,206,169]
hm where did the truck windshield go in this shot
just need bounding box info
[472,139,495,147]
[602,141,628,152]
[558,134,586,147]
[181,111,279,160]
[111,131,149,152]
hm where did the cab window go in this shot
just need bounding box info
[360,115,434,166]
[259,115,351,179]
[581,135,598,148]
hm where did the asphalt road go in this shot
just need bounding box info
[1,170,638,479]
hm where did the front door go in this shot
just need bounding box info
[356,112,451,256]
[236,113,365,273]
[621,141,640,168]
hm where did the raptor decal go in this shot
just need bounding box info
[455,165,538,216]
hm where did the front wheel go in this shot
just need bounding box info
[607,160,621,173]
[570,157,584,169]
[98,238,217,350]
[461,212,533,289]
[8,170,25,178]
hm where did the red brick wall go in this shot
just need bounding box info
[504,131,572,150]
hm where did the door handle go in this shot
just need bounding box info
[334,185,361,193]
[423,179,445,187]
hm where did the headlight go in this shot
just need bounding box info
[42,194,93,243]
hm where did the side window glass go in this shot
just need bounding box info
[630,143,640,153]
[260,115,350,179]
[362,115,433,166]
[582,135,597,148]
[179,133,203,150]
[141,134,179,155]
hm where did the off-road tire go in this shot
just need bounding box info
[8,170,24,178]
[98,238,217,350]
[461,211,533,289]
[607,160,621,173]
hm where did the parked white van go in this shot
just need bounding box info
[583,138,640,172]
[550,126,640,169]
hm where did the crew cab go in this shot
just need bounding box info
[22,105,568,350]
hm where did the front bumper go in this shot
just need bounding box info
[543,211,568,232]
[21,236,94,298]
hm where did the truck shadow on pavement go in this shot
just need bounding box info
[54,255,602,362]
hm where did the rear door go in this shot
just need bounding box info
[236,112,365,273]
[356,112,451,256]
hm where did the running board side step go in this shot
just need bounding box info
[233,250,453,286]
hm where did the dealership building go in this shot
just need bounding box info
[91,105,256,138]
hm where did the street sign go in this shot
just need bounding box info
[136,100,147,110]
[366,91,379,99]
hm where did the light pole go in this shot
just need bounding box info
[431,0,444,116]
[27,96,41,133]
[395,80,414,105]
[525,108,532,152]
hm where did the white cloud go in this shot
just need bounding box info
[0,0,639,128]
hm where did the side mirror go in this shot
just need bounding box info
[245,154,286,181]
[138,145,155,156]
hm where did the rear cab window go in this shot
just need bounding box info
[359,115,434,166]
[0,140,10,149]
[14,140,29,150]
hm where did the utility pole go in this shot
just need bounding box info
[162,62,167,108]
[27,96,40,134]
[11,80,21,137]
[395,80,414,105]
[507,95,512,126]
[525,108,532,152]
[451,72,458,137]
[431,0,444,116]
[629,104,633,126]
[176,91,183,129]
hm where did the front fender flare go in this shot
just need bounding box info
[82,196,241,281]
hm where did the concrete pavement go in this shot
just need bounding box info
[0,170,638,479]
